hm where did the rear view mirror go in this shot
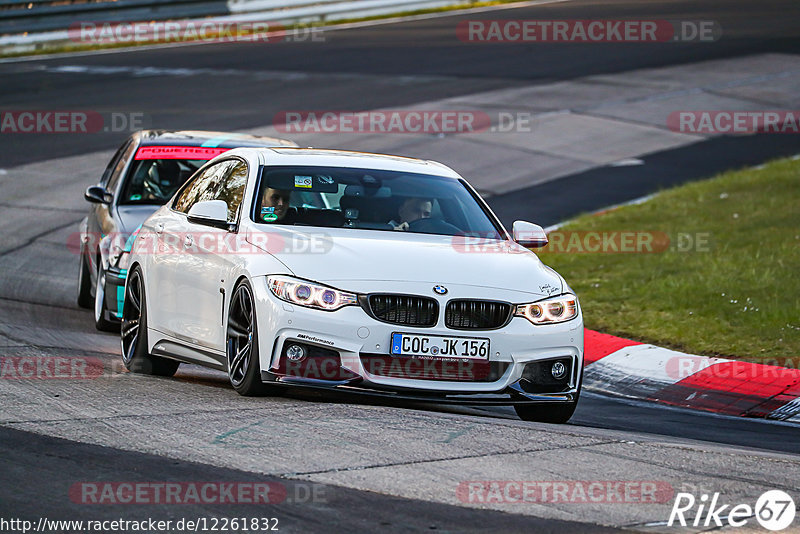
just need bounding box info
[85,185,112,205]
[187,200,230,230]
[512,220,548,248]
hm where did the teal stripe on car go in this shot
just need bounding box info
[201,134,246,147]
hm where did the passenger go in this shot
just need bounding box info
[390,197,432,231]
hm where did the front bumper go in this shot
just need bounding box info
[259,373,580,405]
[103,266,127,321]
[252,277,584,406]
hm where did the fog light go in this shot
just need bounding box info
[286,344,306,362]
[551,361,567,380]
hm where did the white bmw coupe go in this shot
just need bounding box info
[122,148,584,422]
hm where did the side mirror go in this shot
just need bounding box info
[187,200,230,230]
[512,220,548,248]
[85,185,112,205]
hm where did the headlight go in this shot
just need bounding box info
[267,275,358,311]
[515,294,578,325]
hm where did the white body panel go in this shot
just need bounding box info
[128,148,584,398]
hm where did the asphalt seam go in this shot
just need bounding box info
[457,133,599,165]
[0,338,116,357]
[0,201,86,214]
[578,447,800,493]
[0,216,84,258]
[278,439,624,478]
[0,295,85,313]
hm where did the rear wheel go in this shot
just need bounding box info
[226,280,273,396]
[94,267,118,332]
[120,266,179,376]
[76,249,93,309]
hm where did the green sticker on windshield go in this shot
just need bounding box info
[262,213,279,222]
[130,194,142,201]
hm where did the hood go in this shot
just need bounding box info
[245,226,563,298]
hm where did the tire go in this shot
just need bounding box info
[514,399,579,424]
[226,280,273,396]
[76,249,93,309]
[94,267,118,332]
[120,266,179,377]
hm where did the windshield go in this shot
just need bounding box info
[253,166,504,238]
[118,158,206,205]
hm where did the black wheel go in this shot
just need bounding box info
[120,266,179,376]
[226,280,273,396]
[514,399,579,423]
[94,266,118,332]
[76,248,93,309]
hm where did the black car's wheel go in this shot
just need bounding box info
[94,266,118,332]
[77,248,93,309]
[514,398,579,423]
[120,266,179,376]
[226,280,273,396]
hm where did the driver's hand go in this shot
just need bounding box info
[393,222,409,231]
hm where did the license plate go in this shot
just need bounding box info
[390,333,490,360]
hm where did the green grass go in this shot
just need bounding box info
[537,156,800,363]
[0,0,525,59]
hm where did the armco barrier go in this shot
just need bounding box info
[0,0,229,35]
[0,0,475,36]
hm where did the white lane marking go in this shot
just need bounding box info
[37,64,452,83]
[609,158,644,167]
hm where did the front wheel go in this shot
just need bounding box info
[226,280,274,396]
[120,266,179,376]
[94,267,118,332]
[76,249,93,309]
[514,399,579,423]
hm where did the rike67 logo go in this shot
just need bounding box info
[669,490,796,531]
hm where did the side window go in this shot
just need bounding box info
[106,140,137,193]
[100,139,130,185]
[173,159,248,223]
[219,160,248,222]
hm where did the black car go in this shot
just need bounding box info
[77,129,297,331]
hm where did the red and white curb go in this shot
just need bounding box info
[582,330,800,423]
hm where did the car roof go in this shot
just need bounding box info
[135,129,298,148]
[240,147,462,179]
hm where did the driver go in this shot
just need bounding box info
[143,159,181,201]
[390,197,432,231]
[260,188,292,222]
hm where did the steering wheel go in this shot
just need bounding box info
[407,218,462,235]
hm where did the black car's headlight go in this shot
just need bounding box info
[515,294,579,325]
[267,275,358,311]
